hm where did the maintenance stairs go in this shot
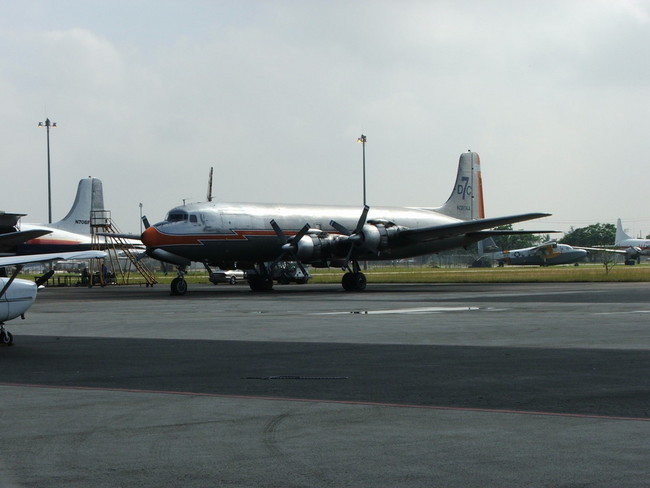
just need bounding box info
[89,210,157,287]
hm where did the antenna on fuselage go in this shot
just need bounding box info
[207,166,214,202]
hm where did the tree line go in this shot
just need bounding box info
[491,223,616,249]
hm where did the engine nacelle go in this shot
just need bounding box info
[295,234,337,263]
[359,222,402,255]
[292,222,403,265]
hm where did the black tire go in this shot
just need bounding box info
[248,276,273,292]
[352,272,367,291]
[341,272,354,291]
[1,330,13,346]
[170,277,188,296]
[229,276,237,285]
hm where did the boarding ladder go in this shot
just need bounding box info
[89,210,157,286]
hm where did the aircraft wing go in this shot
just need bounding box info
[0,250,107,267]
[400,213,551,242]
[0,229,52,251]
[574,246,627,254]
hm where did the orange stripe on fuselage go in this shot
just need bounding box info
[25,238,86,245]
[141,226,286,248]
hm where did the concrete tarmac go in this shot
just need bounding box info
[1,281,649,487]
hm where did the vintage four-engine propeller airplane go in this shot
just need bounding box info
[137,151,551,295]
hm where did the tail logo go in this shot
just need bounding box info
[457,176,472,200]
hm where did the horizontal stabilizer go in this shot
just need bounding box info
[0,212,27,229]
[400,213,551,242]
[0,229,52,251]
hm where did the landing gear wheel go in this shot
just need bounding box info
[229,276,237,285]
[248,276,274,292]
[342,272,366,291]
[353,272,367,291]
[1,330,14,346]
[170,277,188,296]
[342,272,355,291]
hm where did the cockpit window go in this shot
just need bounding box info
[189,214,198,223]
[166,211,188,222]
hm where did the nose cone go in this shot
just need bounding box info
[141,226,161,248]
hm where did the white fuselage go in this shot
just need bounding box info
[0,278,37,323]
[142,201,472,266]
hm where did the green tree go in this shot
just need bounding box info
[491,224,548,250]
[559,223,615,247]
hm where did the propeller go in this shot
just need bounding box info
[329,205,371,269]
[269,220,311,276]
[35,270,55,287]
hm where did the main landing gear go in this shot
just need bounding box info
[341,261,366,292]
[0,325,14,346]
[247,263,274,292]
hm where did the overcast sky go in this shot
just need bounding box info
[2,0,649,237]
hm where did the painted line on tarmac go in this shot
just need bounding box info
[311,306,482,315]
[593,310,650,315]
[2,381,649,423]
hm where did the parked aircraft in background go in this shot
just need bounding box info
[16,177,105,254]
[0,177,104,255]
[1,177,140,256]
[578,218,650,265]
[137,151,551,295]
[0,250,106,345]
[477,236,587,266]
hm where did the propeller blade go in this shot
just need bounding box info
[330,205,371,270]
[142,216,150,230]
[329,220,351,236]
[293,224,311,245]
[354,205,370,234]
[268,221,311,272]
[35,270,55,287]
[270,220,288,245]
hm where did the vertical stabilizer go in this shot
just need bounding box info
[615,218,632,245]
[47,178,105,235]
[435,151,484,221]
[478,236,500,255]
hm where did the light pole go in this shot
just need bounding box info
[356,134,367,206]
[38,118,57,223]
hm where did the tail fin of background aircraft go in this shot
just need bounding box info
[47,177,105,235]
[435,151,485,221]
[615,218,632,245]
[477,236,500,255]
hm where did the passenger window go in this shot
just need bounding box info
[189,214,198,223]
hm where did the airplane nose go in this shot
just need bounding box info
[141,226,160,248]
